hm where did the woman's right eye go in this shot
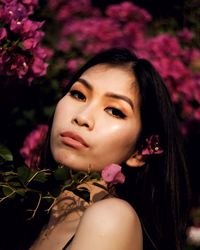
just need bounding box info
[69,90,86,101]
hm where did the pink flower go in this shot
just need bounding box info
[22,0,38,5]
[194,108,200,121]
[21,20,44,36]
[106,2,151,23]
[101,164,125,184]
[33,46,53,59]
[57,39,71,52]
[0,0,50,84]
[1,2,27,23]
[10,54,29,78]
[32,57,48,76]
[23,37,38,49]
[141,135,164,156]
[66,58,79,72]
[178,28,194,43]
[0,27,7,40]
[20,124,48,169]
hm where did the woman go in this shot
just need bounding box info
[30,48,190,250]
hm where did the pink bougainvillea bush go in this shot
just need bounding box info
[0,0,52,84]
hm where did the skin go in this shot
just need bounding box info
[31,64,143,250]
[68,198,143,250]
[50,64,142,172]
[30,187,143,250]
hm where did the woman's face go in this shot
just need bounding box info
[50,64,142,171]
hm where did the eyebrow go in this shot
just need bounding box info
[78,78,93,90]
[77,78,134,110]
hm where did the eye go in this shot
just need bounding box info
[69,90,86,101]
[105,107,126,119]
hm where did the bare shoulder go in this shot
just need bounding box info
[85,197,141,226]
[68,198,143,250]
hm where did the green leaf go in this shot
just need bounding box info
[33,172,48,183]
[43,105,55,117]
[11,181,23,188]
[16,189,26,197]
[2,186,14,196]
[17,166,31,182]
[4,175,18,182]
[22,109,36,121]
[61,180,74,191]
[89,172,101,180]
[0,144,13,161]
[54,167,69,181]
[50,187,62,197]
[73,171,88,183]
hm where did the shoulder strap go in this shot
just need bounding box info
[62,234,75,250]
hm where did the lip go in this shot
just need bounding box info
[60,131,89,149]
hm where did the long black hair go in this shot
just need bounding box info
[39,48,191,250]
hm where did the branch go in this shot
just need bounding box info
[26,192,42,220]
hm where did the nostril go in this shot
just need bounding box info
[74,118,89,128]
[83,123,89,128]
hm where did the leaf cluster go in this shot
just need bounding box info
[0,144,100,220]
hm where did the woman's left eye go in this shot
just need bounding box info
[105,107,126,119]
[69,90,86,101]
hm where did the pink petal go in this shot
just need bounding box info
[101,164,125,184]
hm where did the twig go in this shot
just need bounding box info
[27,193,42,220]
[0,190,16,202]
[26,169,51,185]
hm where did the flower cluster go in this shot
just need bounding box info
[20,124,48,169]
[139,33,200,134]
[141,135,163,156]
[46,0,200,133]
[49,0,151,56]
[0,0,52,84]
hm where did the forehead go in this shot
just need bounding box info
[80,64,139,95]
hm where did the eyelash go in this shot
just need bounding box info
[105,107,126,119]
[69,89,126,119]
[69,90,86,101]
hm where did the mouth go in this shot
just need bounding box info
[60,131,89,149]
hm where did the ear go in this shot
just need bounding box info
[126,151,146,168]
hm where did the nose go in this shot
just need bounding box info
[72,105,95,130]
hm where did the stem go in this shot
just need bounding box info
[79,175,89,183]
[2,171,17,176]
[45,197,57,213]
[26,169,51,185]
[27,193,42,220]
[61,180,75,191]
[0,190,16,202]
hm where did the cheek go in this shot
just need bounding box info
[50,102,69,150]
[98,121,140,146]
[94,121,141,161]
[51,100,73,132]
